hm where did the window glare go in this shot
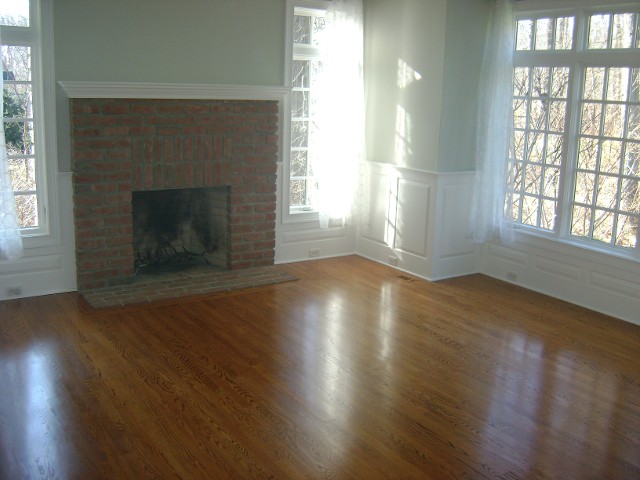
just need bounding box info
[293,15,311,45]
[516,20,533,51]
[0,0,29,26]
[588,14,611,49]
[516,16,575,51]
[612,13,635,49]
[290,11,325,212]
[535,18,553,50]
[2,0,46,232]
[585,12,640,50]
[555,17,574,50]
[512,11,640,254]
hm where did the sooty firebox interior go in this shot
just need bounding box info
[132,187,228,274]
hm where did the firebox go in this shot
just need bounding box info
[131,187,228,274]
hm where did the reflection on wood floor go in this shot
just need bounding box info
[1,255,639,479]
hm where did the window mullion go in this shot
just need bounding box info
[557,62,577,239]
[560,11,589,241]
[575,9,590,53]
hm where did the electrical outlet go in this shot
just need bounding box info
[388,256,399,266]
[308,248,320,258]
[5,286,23,297]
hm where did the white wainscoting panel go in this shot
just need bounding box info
[487,242,529,267]
[439,184,474,258]
[480,234,640,326]
[276,220,358,263]
[357,162,477,280]
[589,271,640,299]
[361,167,393,247]
[357,163,433,278]
[395,179,430,257]
[430,172,478,280]
[0,172,77,300]
[274,161,358,264]
[534,255,582,282]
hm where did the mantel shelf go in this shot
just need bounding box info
[58,81,290,101]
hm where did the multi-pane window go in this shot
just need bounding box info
[574,64,640,247]
[290,9,326,212]
[511,64,570,230]
[2,0,44,231]
[508,7,640,255]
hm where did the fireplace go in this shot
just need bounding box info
[71,98,278,291]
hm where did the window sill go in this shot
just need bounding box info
[284,209,319,224]
[17,228,65,255]
[513,227,640,266]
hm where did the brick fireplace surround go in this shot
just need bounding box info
[71,98,278,291]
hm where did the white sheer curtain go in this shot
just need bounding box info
[314,0,365,228]
[0,27,24,260]
[470,0,516,244]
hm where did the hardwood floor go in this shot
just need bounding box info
[1,255,639,479]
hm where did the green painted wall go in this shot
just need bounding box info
[53,0,286,171]
[52,0,491,173]
[438,0,491,172]
[364,0,447,172]
[364,0,491,173]
[53,0,286,85]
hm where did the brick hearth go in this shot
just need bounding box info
[71,98,278,291]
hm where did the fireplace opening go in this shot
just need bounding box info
[132,187,228,275]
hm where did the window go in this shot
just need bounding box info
[508,6,640,256]
[289,7,326,214]
[2,0,50,235]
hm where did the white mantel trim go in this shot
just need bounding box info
[59,81,290,101]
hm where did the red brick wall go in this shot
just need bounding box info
[71,98,278,291]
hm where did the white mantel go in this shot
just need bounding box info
[58,81,290,100]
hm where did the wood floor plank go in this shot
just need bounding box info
[1,255,639,479]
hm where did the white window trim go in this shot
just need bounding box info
[511,1,640,262]
[283,0,330,224]
[2,0,60,250]
[516,1,640,15]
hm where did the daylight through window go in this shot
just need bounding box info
[290,8,326,212]
[2,0,45,232]
[508,7,640,255]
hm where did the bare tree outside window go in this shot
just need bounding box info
[509,62,569,231]
[2,13,38,228]
[290,11,325,212]
[509,11,640,254]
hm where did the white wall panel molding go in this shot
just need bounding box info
[589,271,640,299]
[357,162,434,278]
[438,184,476,259]
[1,254,63,276]
[282,226,348,244]
[481,233,640,325]
[359,164,393,245]
[357,163,478,280]
[357,162,435,278]
[0,173,77,300]
[429,172,478,280]
[275,224,357,264]
[275,161,357,264]
[395,179,430,257]
[486,243,530,267]
[534,256,582,282]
